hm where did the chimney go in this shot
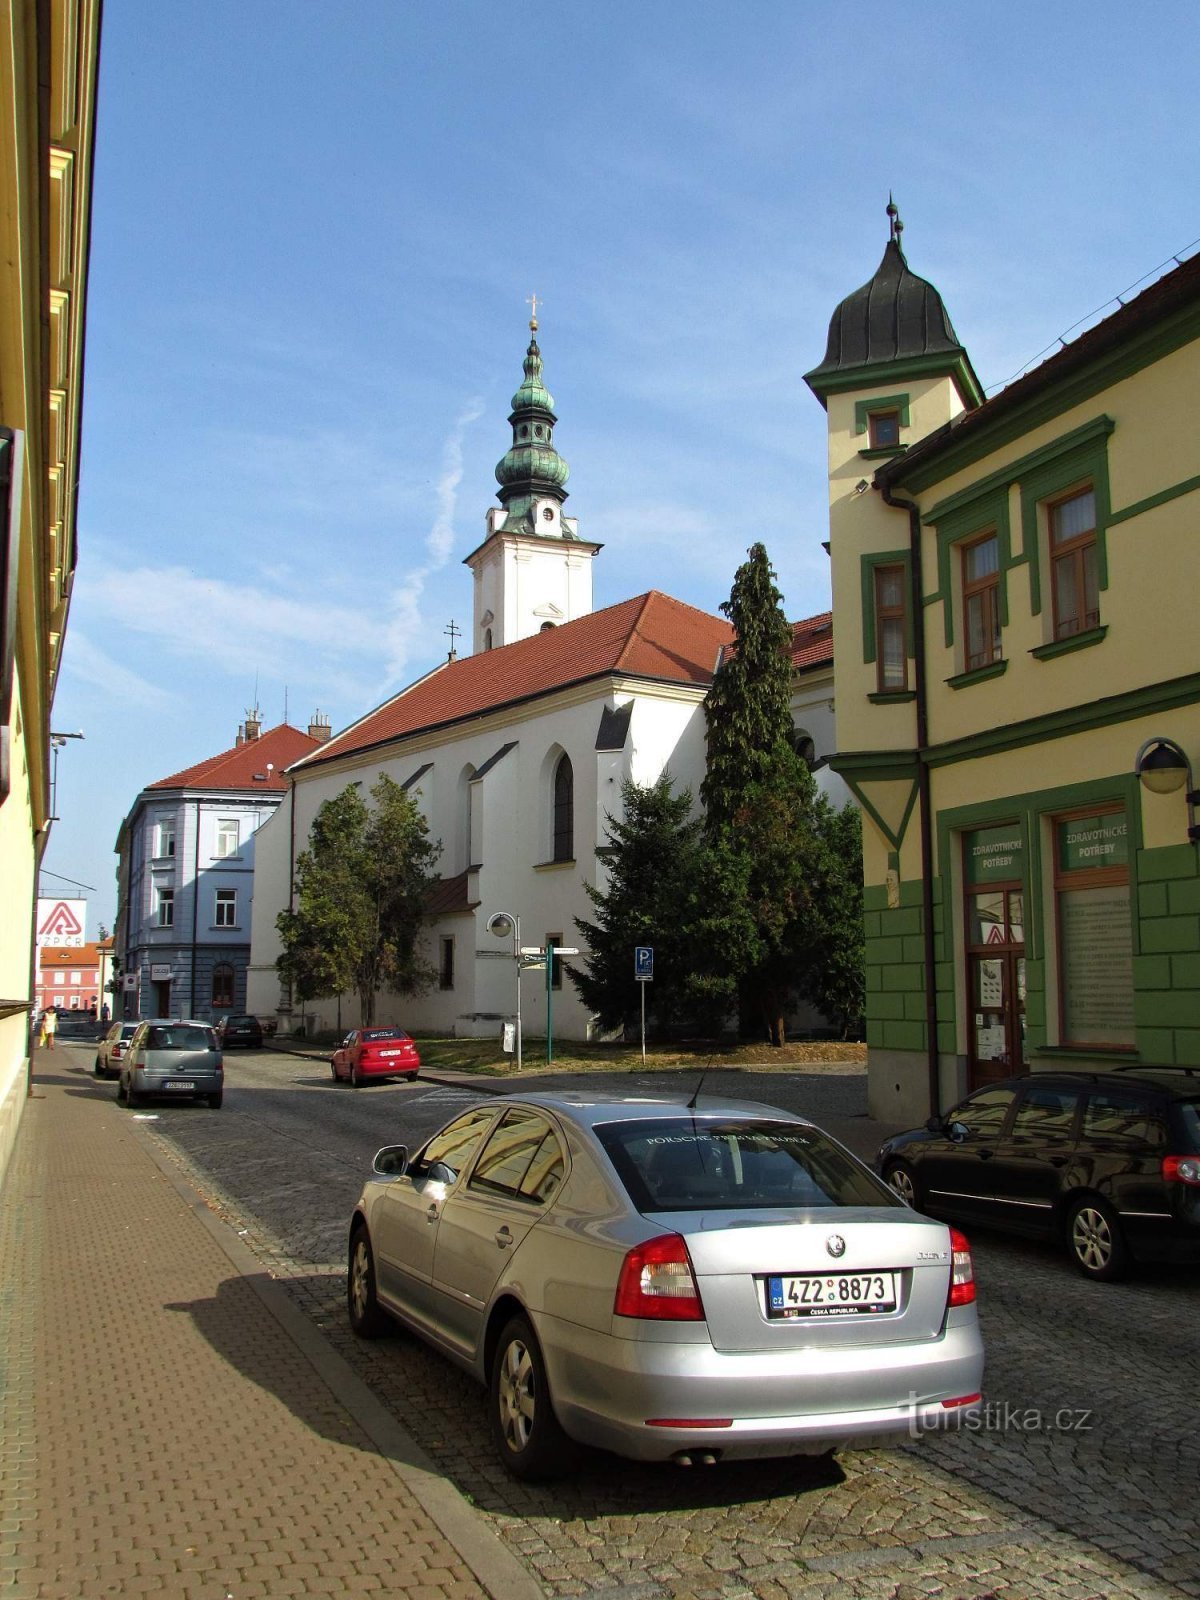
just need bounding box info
[235,723,245,747]
[308,711,332,744]
[244,705,262,742]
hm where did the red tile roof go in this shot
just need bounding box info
[148,723,324,793]
[790,612,834,671]
[299,592,734,769]
[40,942,104,969]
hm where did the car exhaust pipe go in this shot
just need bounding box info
[672,1449,720,1468]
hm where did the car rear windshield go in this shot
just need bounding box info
[1179,1101,1200,1148]
[594,1117,899,1213]
[362,1028,407,1041]
[146,1025,216,1050]
[228,1016,258,1025]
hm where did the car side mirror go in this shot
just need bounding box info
[373,1144,408,1177]
[947,1120,970,1143]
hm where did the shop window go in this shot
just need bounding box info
[961,532,1002,672]
[963,826,1026,1089]
[211,963,235,1009]
[873,565,908,692]
[1052,807,1133,1049]
[1049,486,1099,640]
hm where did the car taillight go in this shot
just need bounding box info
[947,1227,976,1307]
[1163,1155,1200,1186]
[614,1233,705,1321]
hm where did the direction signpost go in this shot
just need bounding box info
[634,946,653,1064]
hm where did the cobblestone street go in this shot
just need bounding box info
[65,1045,1200,1599]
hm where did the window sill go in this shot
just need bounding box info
[209,926,242,932]
[946,660,1008,690]
[534,858,577,871]
[1032,1044,1138,1062]
[1030,625,1107,661]
[151,855,176,865]
[868,690,916,704]
[859,445,909,460]
[212,855,244,863]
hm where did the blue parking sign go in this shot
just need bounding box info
[635,946,653,981]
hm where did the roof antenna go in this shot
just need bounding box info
[686,1056,714,1110]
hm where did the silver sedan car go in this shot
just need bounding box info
[347,1093,984,1479]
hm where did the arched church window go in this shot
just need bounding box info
[540,621,555,632]
[484,628,493,651]
[520,425,529,438]
[789,727,817,770]
[552,754,574,863]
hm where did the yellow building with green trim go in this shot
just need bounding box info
[0,1,101,1178]
[808,208,1200,1124]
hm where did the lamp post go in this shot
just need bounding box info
[486,912,523,1072]
[1134,737,1200,843]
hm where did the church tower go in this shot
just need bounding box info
[464,308,601,653]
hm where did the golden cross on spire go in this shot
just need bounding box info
[526,293,540,332]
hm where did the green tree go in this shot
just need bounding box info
[802,801,865,1037]
[702,542,860,1046]
[571,776,755,1039]
[276,775,441,1026]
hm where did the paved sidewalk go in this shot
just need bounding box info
[0,1060,542,1600]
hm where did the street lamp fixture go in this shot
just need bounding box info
[1134,737,1200,843]
[486,911,523,1072]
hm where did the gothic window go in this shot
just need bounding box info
[484,628,493,651]
[552,754,574,862]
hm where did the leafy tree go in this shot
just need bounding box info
[702,542,862,1046]
[571,776,755,1038]
[276,775,441,1026]
[802,801,865,1037]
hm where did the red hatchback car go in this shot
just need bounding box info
[331,1027,421,1087]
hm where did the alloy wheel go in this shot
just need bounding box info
[888,1165,916,1206]
[1071,1204,1114,1274]
[497,1335,536,1454]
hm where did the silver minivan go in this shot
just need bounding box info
[118,1020,224,1109]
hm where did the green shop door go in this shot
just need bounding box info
[963,827,1028,1090]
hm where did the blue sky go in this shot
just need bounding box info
[44,0,1200,934]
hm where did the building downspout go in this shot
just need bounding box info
[285,776,297,1019]
[879,480,941,1118]
[190,800,200,1015]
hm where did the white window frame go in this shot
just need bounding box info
[215,889,237,928]
[156,819,176,859]
[216,818,240,858]
[156,888,175,928]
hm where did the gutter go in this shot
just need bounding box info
[877,478,941,1119]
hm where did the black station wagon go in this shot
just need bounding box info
[876,1069,1200,1281]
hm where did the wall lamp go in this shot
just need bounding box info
[1134,737,1200,843]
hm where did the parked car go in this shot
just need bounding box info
[331,1027,420,1087]
[876,1069,1200,1282]
[118,1020,224,1109]
[216,1013,264,1049]
[347,1092,983,1480]
[94,1020,140,1078]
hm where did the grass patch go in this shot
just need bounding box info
[412,1035,866,1077]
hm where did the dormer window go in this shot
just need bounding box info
[541,506,554,521]
[868,410,901,450]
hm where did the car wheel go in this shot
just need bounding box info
[1066,1196,1130,1282]
[126,1079,141,1107]
[93,1056,104,1076]
[348,1226,387,1338]
[330,1059,340,1079]
[490,1314,573,1481]
[206,1090,223,1110]
[351,1063,363,1088]
[884,1159,920,1208]
[116,1075,126,1104]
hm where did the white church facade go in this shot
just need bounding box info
[247,318,846,1041]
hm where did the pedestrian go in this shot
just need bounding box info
[100,1002,110,1023]
[40,1006,57,1050]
